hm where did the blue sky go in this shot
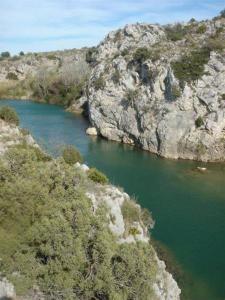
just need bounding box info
[0,0,224,54]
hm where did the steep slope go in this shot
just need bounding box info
[0,118,180,300]
[84,16,225,161]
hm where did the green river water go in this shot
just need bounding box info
[1,99,225,300]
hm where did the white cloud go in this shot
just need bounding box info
[0,0,224,54]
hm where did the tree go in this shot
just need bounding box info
[1,51,10,58]
[60,60,90,89]
[220,9,225,18]
[19,51,25,56]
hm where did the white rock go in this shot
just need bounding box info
[86,127,98,136]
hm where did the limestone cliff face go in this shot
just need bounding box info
[85,18,225,162]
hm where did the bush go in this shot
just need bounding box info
[206,36,225,52]
[221,94,225,100]
[1,51,10,58]
[171,85,181,99]
[86,47,97,64]
[0,146,157,299]
[46,54,57,60]
[87,168,108,184]
[121,49,129,57]
[93,74,105,90]
[20,128,30,136]
[195,116,204,128]
[126,89,139,106]
[133,47,151,63]
[19,51,25,56]
[196,24,207,34]
[172,47,211,85]
[112,69,121,83]
[6,72,18,80]
[0,106,19,125]
[165,23,187,41]
[62,145,83,165]
[121,199,140,224]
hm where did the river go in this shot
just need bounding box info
[1,99,225,300]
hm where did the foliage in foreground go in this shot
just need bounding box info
[0,145,157,299]
[62,145,83,165]
[0,106,20,126]
[87,167,109,184]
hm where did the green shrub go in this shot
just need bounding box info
[46,54,57,60]
[19,51,25,56]
[121,199,140,224]
[93,74,106,90]
[121,48,129,57]
[6,72,18,80]
[133,47,160,64]
[62,145,83,165]
[195,116,204,128]
[171,85,181,99]
[221,94,225,100]
[86,47,97,64]
[0,146,157,299]
[87,168,108,184]
[0,106,19,125]
[126,89,139,106]
[172,47,211,85]
[133,47,151,63]
[141,208,154,229]
[165,23,187,41]
[206,36,225,52]
[129,227,141,236]
[20,128,30,136]
[112,69,121,83]
[196,24,207,34]
[10,56,20,62]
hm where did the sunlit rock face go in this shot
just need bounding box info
[86,19,225,162]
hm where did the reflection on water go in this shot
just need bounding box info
[1,99,225,300]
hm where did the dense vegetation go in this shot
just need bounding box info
[30,60,90,107]
[0,141,157,299]
[172,47,211,86]
[0,106,20,125]
[165,23,188,41]
[62,145,83,165]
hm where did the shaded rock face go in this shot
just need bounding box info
[85,21,225,162]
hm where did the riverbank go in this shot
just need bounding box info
[0,99,225,299]
[0,112,180,299]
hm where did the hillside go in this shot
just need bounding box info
[0,109,180,299]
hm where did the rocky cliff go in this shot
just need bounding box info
[83,16,225,162]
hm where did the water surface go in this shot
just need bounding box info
[1,100,225,300]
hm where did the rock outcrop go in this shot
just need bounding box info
[0,119,38,155]
[84,18,225,162]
